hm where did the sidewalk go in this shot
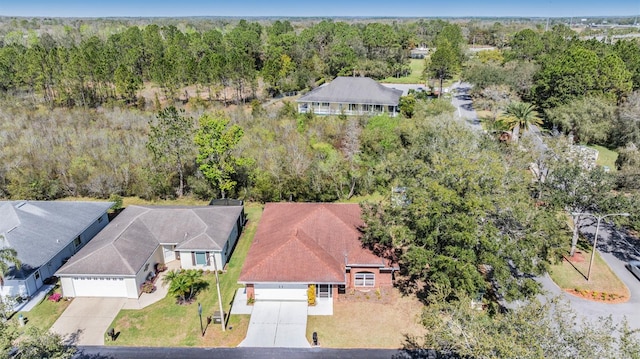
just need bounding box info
[122,260,181,310]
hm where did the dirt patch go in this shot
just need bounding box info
[565,251,586,263]
[337,287,394,304]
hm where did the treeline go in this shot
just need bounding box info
[0,18,536,108]
[0,19,448,107]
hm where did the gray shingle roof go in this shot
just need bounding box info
[56,205,243,276]
[0,201,113,278]
[296,77,403,106]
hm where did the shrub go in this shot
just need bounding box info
[307,285,316,306]
[141,281,156,294]
[247,295,255,305]
[48,293,62,302]
[155,263,167,273]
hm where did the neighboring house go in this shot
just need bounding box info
[296,77,403,117]
[239,203,397,303]
[0,201,112,299]
[56,205,244,299]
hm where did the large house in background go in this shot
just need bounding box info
[239,203,397,303]
[0,201,113,299]
[56,205,244,299]
[296,77,403,117]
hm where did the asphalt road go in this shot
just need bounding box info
[449,82,482,131]
[75,346,437,359]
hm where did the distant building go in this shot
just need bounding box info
[410,47,430,59]
[296,77,402,117]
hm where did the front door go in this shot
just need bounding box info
[163,245,176,262]
[317,284,332,298]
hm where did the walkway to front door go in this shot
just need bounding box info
[238,301,310,348]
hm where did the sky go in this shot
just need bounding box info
[0,0,639,18]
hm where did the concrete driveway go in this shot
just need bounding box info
[50,297,125,345]
[239,301,310,348]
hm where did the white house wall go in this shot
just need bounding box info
[124,278,138,298]
[134,246,165,296]
[179,250,223,271]
[60,277,75,297]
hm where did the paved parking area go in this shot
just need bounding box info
[239,301,310,348]
[50,297,125,345]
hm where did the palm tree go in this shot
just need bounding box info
[0,235,21,285]
[168,273,191,303]
[498,102,543,143]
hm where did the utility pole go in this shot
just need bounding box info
[212,253,225,331]
[572,212,629,281]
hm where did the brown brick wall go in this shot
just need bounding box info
[347,267,393,289]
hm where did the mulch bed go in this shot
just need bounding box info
[564,288,629,304]
[336,287,395,304]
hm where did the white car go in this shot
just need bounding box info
[626,260,640,281]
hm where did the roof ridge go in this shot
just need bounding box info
[294,228,342,271]
[108,206,151,274]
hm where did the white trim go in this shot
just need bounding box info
[354,272,375,287]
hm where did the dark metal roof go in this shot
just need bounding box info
[296,77,403,106]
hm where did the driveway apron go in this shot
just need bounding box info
[50,297,125,345]
[239,301,310,348]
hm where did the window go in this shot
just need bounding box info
[98,216,103,223]
[144,263,150,272]
[73,236,81,247]
[195,252,207,266]
[349,104,359,111]
[34,271,40,280]
[321,102,330,107]
[354,272,375,287]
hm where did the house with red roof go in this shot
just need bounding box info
[238,203,396,302]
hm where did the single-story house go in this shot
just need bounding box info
[56,205,244,299]
[296,77,403,117]
[0,200,113,300]
[238,203,396,302]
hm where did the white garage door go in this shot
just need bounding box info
[254,283,307,301]
[72,277,128,298]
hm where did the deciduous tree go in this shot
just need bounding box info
[194,113,249,199]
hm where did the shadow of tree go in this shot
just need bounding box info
[63,328,84,346]
[392,333,458,359]
[74,349,113,359]
[580,218,640,264]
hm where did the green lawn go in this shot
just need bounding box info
[106,203,263,347]
[549,240,629,302]
[587,145,618,172]
[15,284,71,332]
[380,59,425,84]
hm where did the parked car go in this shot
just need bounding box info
[626,260,640,281]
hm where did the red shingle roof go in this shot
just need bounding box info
[239,203,385,284]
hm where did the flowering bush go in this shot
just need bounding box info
[48,293,62,302]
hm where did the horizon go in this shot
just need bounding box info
[1,0,639,18]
